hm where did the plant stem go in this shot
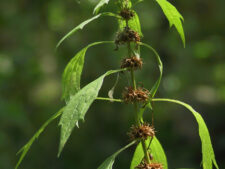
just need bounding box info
[124,11,151,164]
[131,69,151,163]
[96,97,123,102]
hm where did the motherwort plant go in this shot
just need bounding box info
[16,0,219,169]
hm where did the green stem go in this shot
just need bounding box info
[130,69,136,89]
[125,13,151,164]
[96,97,123,102]
[141,140,151,164]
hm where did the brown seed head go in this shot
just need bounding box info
[121,56,143,70]
[128,123,155,141]
[135,162,163,169]
[122,86,149,103]
[115,27,140,49]
[119,8,135,20]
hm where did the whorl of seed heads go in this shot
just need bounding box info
[128,123,155,141]
[121,56,143,70]
[119,8,135,20]
[115,27,140,50]
[135,162,163,169]
[122,87,149,103]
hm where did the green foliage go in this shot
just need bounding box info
[139,43,163,97]
[62,41,113,102]
[56,13,120,48]
[14,0,220,168]
[15,108,64,169]
[118,11,143,37]
[97,141,136,169]
[130,137,168,169]
[152,98,219,169]
[155,0,185,47]
[93,0,110,14]
[58,69,124,156]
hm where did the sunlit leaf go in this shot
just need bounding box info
[130,137,168,169]
[56,12,120,48]
[152,98,219,169]
[139,43,163,97]
[155,0,185,47]
[62,41,113,103]
[58,69,124,156]
[15,107,64,169]
[97,141,136,169]
[118,11,143,37]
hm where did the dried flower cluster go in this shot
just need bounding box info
[128,123,155,141]
[119,8,135,20]
[135,162,163,169]
[122,86,149,103]
[115,27,140,50]
[121,56,143,70]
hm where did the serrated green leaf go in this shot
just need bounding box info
[152,98,219,169]
[140,43,163,97]
[118,11,143,37]
[130,137,168,169]
[15,107,64,169]
[62,41,113,103]
[155,0,185,47]
[58,69,124,156]
[97,141,136,169]
[56,12,120,48]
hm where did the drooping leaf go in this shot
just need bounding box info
[140,43,163,97]
[152,98,219,169]
[130,137,168,169]
[58,69,124,156]
[62,41,113,103]
[56,12,120,48]
[15,107,64,169]
[97,141,136,169]
[155,0,185,47]
[118,11,143,37]
[93,0,110,14]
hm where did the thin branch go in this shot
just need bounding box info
[96,97,123,102]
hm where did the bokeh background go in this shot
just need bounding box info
[0,0,224,168]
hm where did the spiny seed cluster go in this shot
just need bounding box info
[122,87,149,103]
[128,123,155,141]
[120,8,135,20]
[115,27,140,50]
[135,162,163,169]
[121,56,143,70]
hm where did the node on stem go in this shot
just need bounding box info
[135,162,163,169]
[121,56,143,70]
[127,123,155,141]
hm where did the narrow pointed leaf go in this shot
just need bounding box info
[97,141,136,169]
[140,43,163,97]
[118,11,143,37]
[155,0,185,47]
[15,107,64,169]
[130,137,168,169]
[152,98,219,169]
[62,41,113,102]
[93,0,110,14]
[56,12,120,48]
[58,69,124,156]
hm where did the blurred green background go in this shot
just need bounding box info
[0,0,224,168]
